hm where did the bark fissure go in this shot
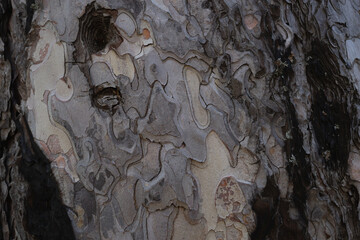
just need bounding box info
[2,0,360,239]
[0,0,76,239]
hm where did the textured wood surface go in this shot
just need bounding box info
[1,0,360,239]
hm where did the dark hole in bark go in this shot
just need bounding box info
[94,172,106,191]
[217,53,231,81]
[91,85,122,114]
[269,4,281,19]
[78,4,122,55]
[149,192,161,201]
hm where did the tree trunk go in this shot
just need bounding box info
[1,0,360,239]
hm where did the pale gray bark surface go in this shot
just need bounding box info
[1,0,360,240]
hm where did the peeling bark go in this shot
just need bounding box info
[1,0,360,239]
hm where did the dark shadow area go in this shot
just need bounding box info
[15,115,76,240]
[0,0,76,239]
[306,40,351,176]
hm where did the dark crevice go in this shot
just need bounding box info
[0,0,76,239]
[252,176,307,240]
[280,45,310,240]
[1,1,15,239]
[251,177,279,240]
[306,40,351,176]
[305,40,360,239]
[252,5,311,236]
[283,86,310,237]
[0,0,12,65]
[14,114,76,240]
[216,53,231,82]
[25,0,35,34]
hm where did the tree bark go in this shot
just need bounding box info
[1,0,360,240]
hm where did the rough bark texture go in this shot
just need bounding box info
[1,0,360,239]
